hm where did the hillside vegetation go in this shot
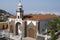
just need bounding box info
[0,9,13,22]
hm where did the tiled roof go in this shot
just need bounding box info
[23,14,57,21]
[10,16,16,19]
[10,14,57,21]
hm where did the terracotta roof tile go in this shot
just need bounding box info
[23,14,57,21]
[10,14,57,21]
[10,16,16,19]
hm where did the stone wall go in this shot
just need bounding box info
[36,36,45,40]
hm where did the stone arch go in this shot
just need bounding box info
[15,22,21,35]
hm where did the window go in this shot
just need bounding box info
[18,16,19,19]
[3,25,4,29]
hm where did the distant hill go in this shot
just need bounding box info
[0,9,13,22]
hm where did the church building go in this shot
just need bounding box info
[8,2,57,40]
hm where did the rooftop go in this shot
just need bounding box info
[11,14,57,21]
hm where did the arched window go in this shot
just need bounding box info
[3,25,4,30]
[18,16,19,19]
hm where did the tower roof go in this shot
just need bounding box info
[18,2,22,6]
[18,2,23,8]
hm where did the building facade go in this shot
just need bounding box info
[8,2,39,38]
[6,2,56,40]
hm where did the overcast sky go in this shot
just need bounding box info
[0,0,60,15]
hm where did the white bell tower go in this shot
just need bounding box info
[16,1,24,19]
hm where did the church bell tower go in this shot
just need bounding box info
[16,1,24,19]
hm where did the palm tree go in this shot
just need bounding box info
[46,18,60,40]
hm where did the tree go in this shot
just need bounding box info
[46,18,60,40]
[41,27,45,33]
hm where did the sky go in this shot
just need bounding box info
[0,0,60,15]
